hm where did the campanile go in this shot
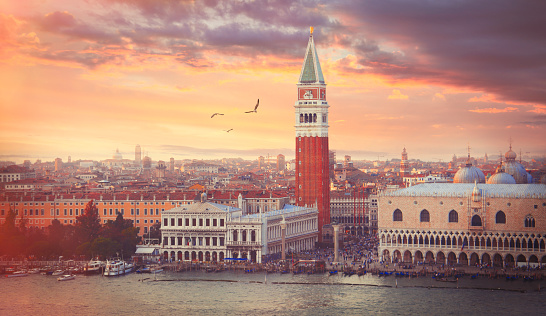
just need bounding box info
[295,27,330,242]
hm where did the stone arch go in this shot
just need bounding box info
[505,254,515,268]
[391,250,400,263]
[233,229,238,241]
[198,251,203,262]
[414,250,423,264]
[447,252,457,266]
[219,252,225,261]
[516,254,527,267]
[170,251,176,260]
[481,253,491,266]
[529,255,539,268]
[458,252,468,266]
[212,251,217,262]
[205,251,211,262]
[425,251,435,264]
[493,253,503,267]
[437,251,446,265]
[185,251,190,261]
[469,253,480,266]
[403,250,413,263]
[384,249,393,262]
[177,251,183,260]
[163,251,169,260]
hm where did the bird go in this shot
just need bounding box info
[225,129,233,133]
[211,113,224,118]
[244,99,260,113]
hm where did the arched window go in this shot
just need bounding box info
[525,215,535,227]
[496,211,506,224]
[251,230,256,242]
[313,113,317,123]
[471,215,482,226]
[420,209,430,222]
[299,114,303,123]
[304,113,309,123]
[233,230,238,241]
[393,209,403,221]
[448,210,458,223]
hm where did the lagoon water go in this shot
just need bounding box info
[1,270,545,315]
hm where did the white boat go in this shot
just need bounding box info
[57,274,75,281]
[52,270,65,276]
[28,268,40,274]
[5,271,28,278]
[84,260,105,275]
[151,268,163,274]
[103,259,134,276]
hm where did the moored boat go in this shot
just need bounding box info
[57,274,76,281]
[6,271,28,278]
[103,259,134,276]
[52,270,65,276]
[83,260,105,275]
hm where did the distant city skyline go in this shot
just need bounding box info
[1,1,545,164]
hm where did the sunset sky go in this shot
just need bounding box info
[1,0,545,164]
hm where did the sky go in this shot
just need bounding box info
[1,0,545,164]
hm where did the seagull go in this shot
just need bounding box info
[211,113,224,118]
[225,129,233,133]
[244,99,260,113]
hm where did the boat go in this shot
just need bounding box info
[150,267,164,274]
[83,260,105,275]
[435,277,458,283]
[136,266,151,274]
[329,270,338,275]
[52,270,65,276]
[57,274,75,281]
[28,268,40,274]
[103,259,134,276]
[6,271,28,278]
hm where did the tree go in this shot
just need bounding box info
[75,200,101,245]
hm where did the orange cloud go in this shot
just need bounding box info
[469,107,518,113]
[388,89,408,100]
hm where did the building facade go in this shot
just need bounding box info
[378,183,546,267]
[160,194,318,263]
[295,27,330,241]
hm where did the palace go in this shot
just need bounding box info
[378,182,546,267]
[160,193,318,263]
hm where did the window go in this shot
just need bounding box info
[448,210,458,223]
[186,218,190,226]
[199,219,203,226]
[206,219,210,226]
[471,215,482,226]
[220,219,224,226]
[192,218,196,226]
[420,210,430,222]
[171,218,175,226]
[393,209,403,221]
[496,211,506,224]
[213,219,217,226]
[178,218,182,226]
[164,218,168,226]
[525,215,535,228]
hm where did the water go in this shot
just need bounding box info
[1,270,545,315]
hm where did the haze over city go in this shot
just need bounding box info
[1,0,545,164]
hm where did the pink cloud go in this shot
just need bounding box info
[469,107,518,113]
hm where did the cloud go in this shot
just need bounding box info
[469,107,518,113]
[433,93,445,101]
[334,0,546,107]
[388,89,408,100]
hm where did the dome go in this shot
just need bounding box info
[503,160,528,184]
[527,172,533,184]
[113,148,123,160]
[505,149,517,161]
[453,164,486,183]
[487,172,516,184]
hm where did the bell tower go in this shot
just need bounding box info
[295,27,330,242]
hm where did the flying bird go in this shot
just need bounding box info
[225,129,233,133]
[211,113,224,118]
[244,99,260,113]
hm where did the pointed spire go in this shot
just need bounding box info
[298,27,325,84]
